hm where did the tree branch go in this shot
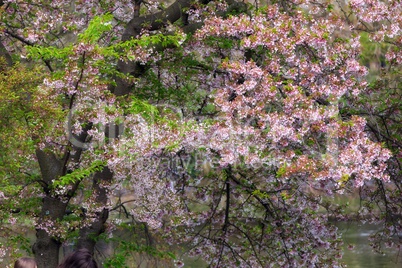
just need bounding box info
[4,29,53,72]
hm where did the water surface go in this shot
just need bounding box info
[339,222,401,268]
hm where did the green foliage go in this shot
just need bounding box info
[27,45,73,61]
[102,242,175,268]
[10,234,32,254]
[338,174,350,188]
[53,160,106,188]
[252,189,270,199]
[123,96,160,122]
[78,13,114,43]
[354,31,402,154]
[103,252,129,268]
[359,32,389,78]
[0,63,47,181]
[27,14,187,88]
[105,31,185,58]
[101,227,176,268]
[276,164,287,178]
[204,35,237,49]
[0,184,22,197]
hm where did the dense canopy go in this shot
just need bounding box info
[0,1,401,267]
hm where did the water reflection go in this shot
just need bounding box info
[338,222,402,268]
[5,222,402,267]
[183,222,402,267]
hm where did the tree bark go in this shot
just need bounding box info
[33,124,91,267]
[76,167,112,253]
[33,150,66,268]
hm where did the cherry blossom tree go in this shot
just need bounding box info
[0,0,399,267]
[337,0,402,255]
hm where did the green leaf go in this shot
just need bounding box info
[53,160,106,188]
[78,13,114,43]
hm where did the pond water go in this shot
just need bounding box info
[339,222,402,268]
[182,222,402,267]
[6,222,402,267]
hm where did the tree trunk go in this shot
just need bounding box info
[76,167,112,254]
[33,196,69,268]
[34,1,212,266]
[33,150,66,268]
[34,229,62,268]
